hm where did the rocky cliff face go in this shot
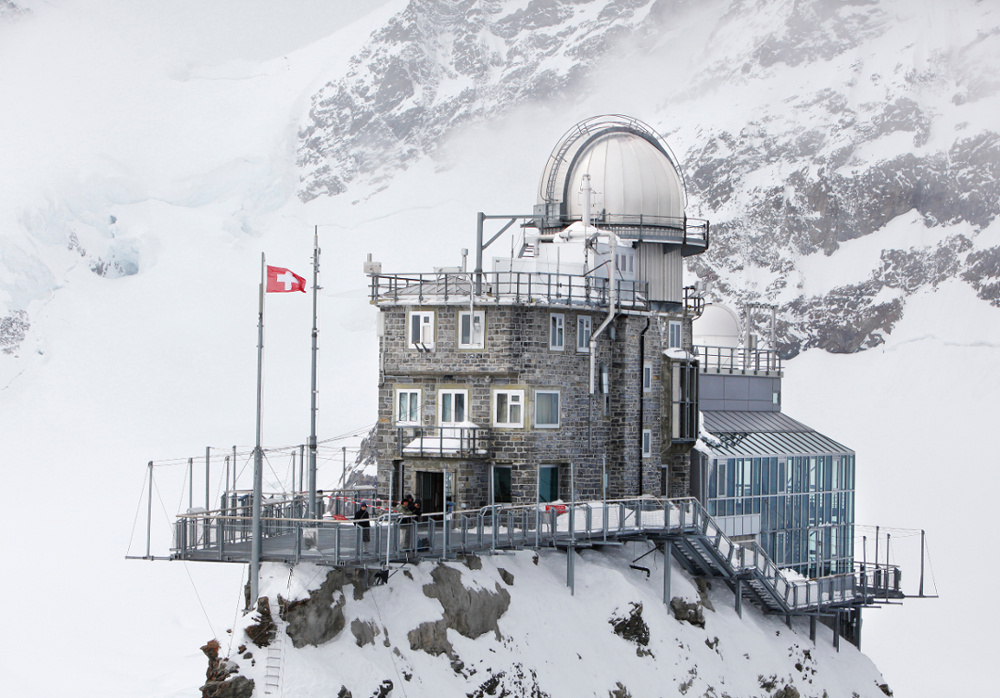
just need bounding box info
[296,0,1000,356]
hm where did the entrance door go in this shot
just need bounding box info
[539,465,559,503]
[416,471,444,514]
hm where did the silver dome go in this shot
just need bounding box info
[536,115,688,232]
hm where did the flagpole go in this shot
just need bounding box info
[249,252,265,611]
[308,227,320,520]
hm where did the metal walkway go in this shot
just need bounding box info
[168,496,901,620]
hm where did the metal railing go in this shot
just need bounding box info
[694,344,783,375]
[171,495,899,614]
[396,426,491,458]
[369,270,649,309]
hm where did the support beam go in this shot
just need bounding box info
[809,616,817,643]
[663,542,673,607]
[567,545,575,595]
[734,578,742,618]
[833,611,841,652]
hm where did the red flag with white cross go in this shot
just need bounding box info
[265,265,306,293]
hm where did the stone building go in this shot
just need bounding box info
[367,115,707,512]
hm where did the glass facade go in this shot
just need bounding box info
[706,454,855,577]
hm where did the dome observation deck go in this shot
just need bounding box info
[533,115,708,255]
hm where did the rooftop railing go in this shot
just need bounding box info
[369,270,649,309]
[694,344,783,376]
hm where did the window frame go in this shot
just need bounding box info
[457,309,485,350]
[642,362,653,393]
[493,389,525,428]
[408,310,435,349]
[576,315,592,353]
[394,387,421,426]
[668,320,682,349]
[642,428,652,458]
[534,389,561,429]
[549,313,565,351]
[437,388,469,426]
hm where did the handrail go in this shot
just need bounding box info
[170,494,899,613]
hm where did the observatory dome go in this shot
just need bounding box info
[536,115,687,231]
[693,304,742,348]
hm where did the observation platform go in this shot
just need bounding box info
[694,345,783,377]
[369,270,649,309]
[169,496,903,626]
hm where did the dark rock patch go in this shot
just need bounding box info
[670,597,706,628]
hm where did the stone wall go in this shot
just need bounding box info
[374,302,691,508]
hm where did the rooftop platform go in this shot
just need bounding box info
[369,270,650,309]
[694,345,783,377]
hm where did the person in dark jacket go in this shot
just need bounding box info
[354,501,371,551]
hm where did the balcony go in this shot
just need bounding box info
[694,345,782,377]
[397,425,491,459]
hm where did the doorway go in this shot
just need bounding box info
[416,471,445,514]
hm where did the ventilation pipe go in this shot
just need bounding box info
[590,227,618,393]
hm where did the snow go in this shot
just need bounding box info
[242,549,889,698]
[0,0,996,696]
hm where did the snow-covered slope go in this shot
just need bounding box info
[220,551,891,698]
[0,1,996,696]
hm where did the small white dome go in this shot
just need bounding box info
[693,304,741,348]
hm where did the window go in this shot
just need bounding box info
[576,315,591,352]
[549,313,565,351]
[668,320,682,349]
[395,388,421,425]
[534,390,560,428]
[642,362,652,392]
[539,465,559,502]
[642,429,652,458]
[669,359,698,442]
[458,310,485,349]
[492,466,512,504]
[493,389,525,428]
[408,310,435,349]
[438,389,467,425]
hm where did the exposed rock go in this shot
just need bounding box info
[337,687,352,698]
[773,686,800,698]
[370,679,394,698]
[283,569,350,648]
[498,568,514,586]
[245,596,276,648]
[877,683,893,696]
[0,311,28,355]
[198,639,253,698]
[670,597,706,628]
[351,619,379,647]
[609,681,632,697]
[610,602,650,647]
[467,664,551,698]
[422,563,511,641]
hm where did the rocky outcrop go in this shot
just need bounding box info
[408,562,511,662]
[282,568,386,648]
[198,639,253,698]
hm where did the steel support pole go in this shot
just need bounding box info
[443,468,450,559]
[146,461,153,558]
[663,541,673,606]
[475,212,484,295]
[188,457,193,511]
[535,463,540,549]
[308,227,320,521]
[232,445,237,497]
[249,252,266,612]
[809,615,817,643]
[299,444,305,497]
[205,447,210,513]
[919,529,926,597]
[885,533,891,602]
[833,612,841,651]
[224,456,230,513]
[735,578,742,618]
[567,545,575,595]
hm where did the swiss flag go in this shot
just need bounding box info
[266,265,307,293]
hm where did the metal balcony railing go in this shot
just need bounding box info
[170,495,903,616]
[694,344,783,376]
[395,426,491,459]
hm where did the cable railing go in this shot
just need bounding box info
[396,426,491,459]
[170,495,900,614]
